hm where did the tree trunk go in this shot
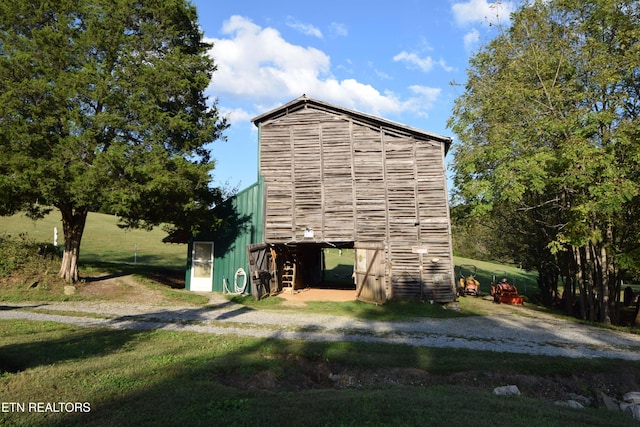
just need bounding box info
[605,226,619,325]
[583,245,596,322]
[558,251,572,316]
[597,229,612,325]
[573,246,586,320]
[58,206,88,282]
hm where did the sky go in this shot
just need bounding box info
[192,0,517,191]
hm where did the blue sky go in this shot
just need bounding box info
[192,0,516,191]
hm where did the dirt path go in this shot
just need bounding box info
[2,288,640,361]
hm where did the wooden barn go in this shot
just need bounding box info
[246,95,456,303]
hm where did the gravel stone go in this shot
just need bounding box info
[2,295,640,360]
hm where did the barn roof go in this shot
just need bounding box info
[251,95,452,153]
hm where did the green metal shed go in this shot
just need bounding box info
[185,178,264,293]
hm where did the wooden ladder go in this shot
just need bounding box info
[281,261,296,294]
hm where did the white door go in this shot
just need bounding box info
[190,242,214,292]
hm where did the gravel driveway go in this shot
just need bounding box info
[2,295,640,360]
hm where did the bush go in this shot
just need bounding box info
[0,233,61,277]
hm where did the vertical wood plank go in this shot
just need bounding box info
[256,101,455,301]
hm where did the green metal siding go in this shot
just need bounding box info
[185,178,264,293]
[212,178,264,293]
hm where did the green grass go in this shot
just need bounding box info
[453,256,538,298]
[228,293,467,320]
[0,212,198,304]
[323,248,355,286]
[1,320,637,427]
[0,210,186,270]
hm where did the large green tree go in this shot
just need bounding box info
[0,0,228,281]
[449,0,640,323]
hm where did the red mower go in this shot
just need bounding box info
[490,273,524,305]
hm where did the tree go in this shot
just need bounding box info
[448,0,640,323]
[0,0,228,282]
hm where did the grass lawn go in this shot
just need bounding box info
[0,210,186,270]
[453,256,538,297]
[1,320,638,427]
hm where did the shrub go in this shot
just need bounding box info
[0,233,61,277]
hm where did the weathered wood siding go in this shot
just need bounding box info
[258,102,454,300]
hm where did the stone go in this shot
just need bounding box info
[624,403,640,421]
[599,392,620,411]
[567,393,592,406]
[555,400,584,409]
[565,400,584,409]
[443,302,460,311]
[493,385,521,396]
[623,391,640,404]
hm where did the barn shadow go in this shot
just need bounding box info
[207,196,253,260]
[83,272,130,283]
[0,327,140,373]
[79,262,187,289]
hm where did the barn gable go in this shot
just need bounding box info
[253,96,455,302]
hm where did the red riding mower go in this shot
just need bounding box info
[490,273,524,305]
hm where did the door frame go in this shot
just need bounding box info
[190,241,214,292]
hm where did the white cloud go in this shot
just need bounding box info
[393,51,435,72]
[286,17,323,38]
[209,16,330,101]
[407,85,442,116]
[393,51,453,73]
[374,69,392,80]
[410,85,441,102]
[220,106,254,126]
[452,0,514,26]
[437,59,455,73]
[208,16,440,120]
[463,28,480,50]
[329,22,348,37]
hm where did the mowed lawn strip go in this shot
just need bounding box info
[1,319,638,427]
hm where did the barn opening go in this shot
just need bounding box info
[290,243,355,290]
[247,242,357,300]
[264,242,356,292]
[246,240,390,304]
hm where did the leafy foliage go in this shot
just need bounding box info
[449,0,640,323]
[0,0,228,281]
